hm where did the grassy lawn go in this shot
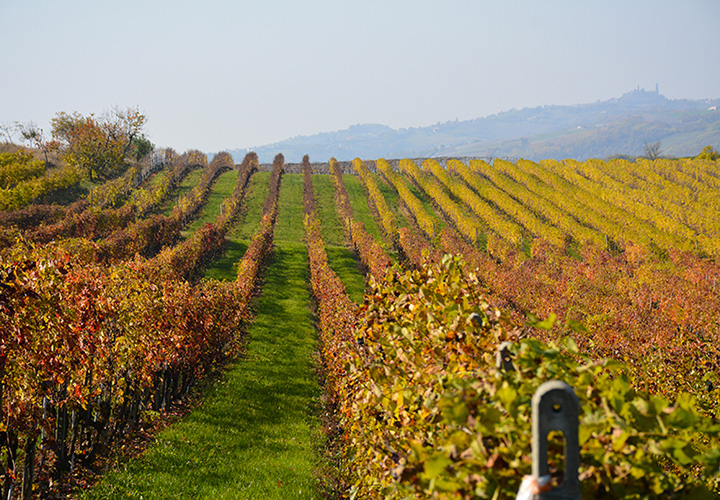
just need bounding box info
[202,239,249,282]
[311,175,345,246]
[186,169,239,234]
[325,245,365,303]
[342,174,382,242]
[139,168,168,191]
[230,172,270,241]
[275,174,305,244]
[156,168,204,217]
[310,174,366,302]
[203,171,270,282]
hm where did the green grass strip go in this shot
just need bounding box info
[310,174,366,303]
[343,174,382,242]
[325,245,365,304]
[80,246,321,499]
[203,171,271,282]
[311,175,345,246]
[186,169,239,234]
[373,172,411,228]
[275,174,306,244]
[202,238,249,282]
[230,172,271,241]
[156,168,204,216]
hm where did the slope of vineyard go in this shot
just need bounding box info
[336,156,720,498]
[0,152,263,497]
[371,158,720,410]
[82,156,335,499]
[1,151,719,499]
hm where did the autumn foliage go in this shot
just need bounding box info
[0,151,277,498]
[334,257,720,499]
[0,150,82,211]
[50,108,147,181]
[2,147,720,499]
[329,157,391,281]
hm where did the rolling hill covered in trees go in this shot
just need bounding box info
[229,88,720,163]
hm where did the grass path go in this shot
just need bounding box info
[156,168,204,217]
[203,171,270,281]
[185,169,239,234]
[343,174,382,242]
[311,174,365,303]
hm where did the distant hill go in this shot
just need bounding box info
[228,89,720,163]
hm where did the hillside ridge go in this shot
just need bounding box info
[228,89,720,162]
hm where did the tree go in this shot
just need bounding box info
[643,140,662,160]
[16,121,51,165]
[696,145,719,161]
[50,107,147,181]
[0,122,15,144]
[130,135,154,161]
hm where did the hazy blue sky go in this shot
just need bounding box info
[1,0,718,154]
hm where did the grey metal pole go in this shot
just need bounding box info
[532,380,581,499]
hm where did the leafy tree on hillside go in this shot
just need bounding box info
[696,145,719,160]
[130,135,154,161]
[50,107,147,181]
